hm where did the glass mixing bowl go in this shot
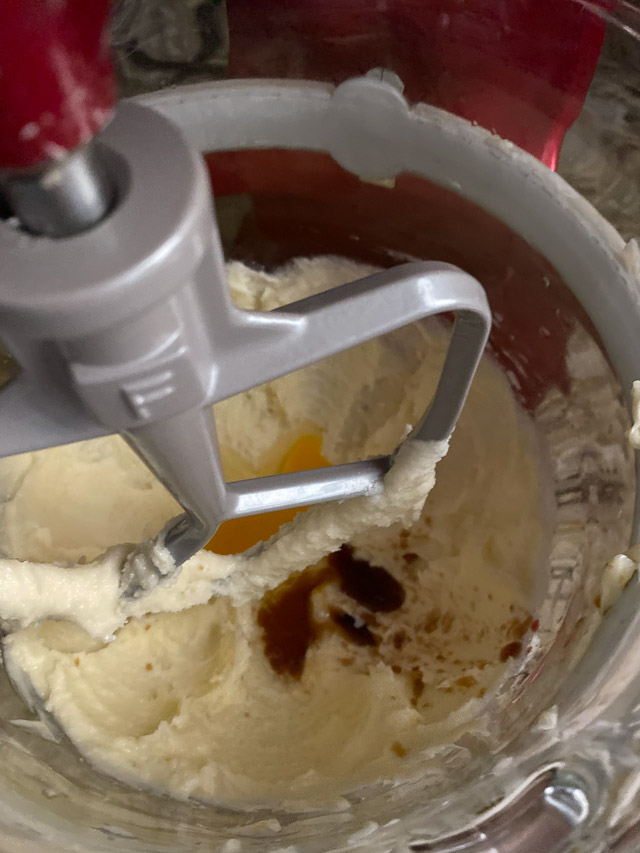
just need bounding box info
[1,2,639,852]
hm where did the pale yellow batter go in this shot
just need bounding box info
[0,257,546,810]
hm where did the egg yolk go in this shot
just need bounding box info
[205,434,330,555]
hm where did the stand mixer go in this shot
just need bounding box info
[3,3,640,853]
[0,0,490,596]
